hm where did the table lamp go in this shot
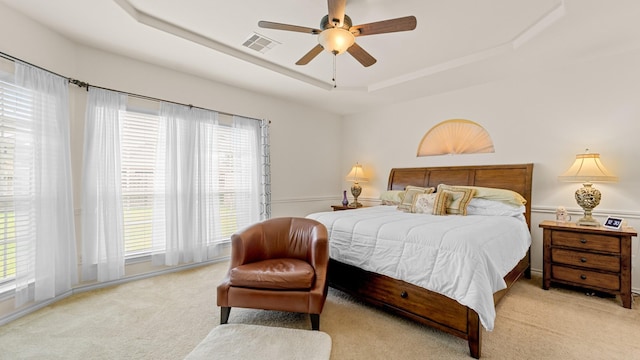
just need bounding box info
[558,149,617,226]
[346,163,368,208]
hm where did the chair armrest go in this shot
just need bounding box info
[309,225,329,273]
[308,224,329,313]
[229,223,265,267]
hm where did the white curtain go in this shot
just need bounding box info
[152,103,218,266]
[13,62,78,306]
[81,88,127,282]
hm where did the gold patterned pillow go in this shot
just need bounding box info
[437,184,476,215]
[397,185,435,212]
[411,192,451,215]
[432,191,451,215]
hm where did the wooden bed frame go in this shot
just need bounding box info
[327,163,534,358]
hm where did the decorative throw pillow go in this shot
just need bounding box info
[397,185,435,212]
[437,184,476,215]
[412,192,451,215]
[412,193,437,214]
[432,191,452,215]
[379,190,405,205]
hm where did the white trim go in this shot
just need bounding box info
[112,0,332,91]
[532,205,640,219]
[271,195,338,204]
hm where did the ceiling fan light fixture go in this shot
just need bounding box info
[318,28,355,55]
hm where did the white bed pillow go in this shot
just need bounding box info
[466,198,525,217]
[379,190,405,205]
[452,185,526,206]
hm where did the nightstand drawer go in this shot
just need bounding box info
[552,265,620,291]
[551,248,620,272]
[551,231,620,253]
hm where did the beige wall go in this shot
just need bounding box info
[0,3,342,316]
[0,3,343,220]
[341,48,640,290]
[1,2,639,297]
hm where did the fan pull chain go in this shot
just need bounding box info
[332,54,337,88]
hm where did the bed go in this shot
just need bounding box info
[307,163,533,358]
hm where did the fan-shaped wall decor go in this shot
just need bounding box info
[416,119,495,156]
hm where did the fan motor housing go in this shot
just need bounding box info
[321,14,352,30]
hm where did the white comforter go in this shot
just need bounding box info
[307,206,531,331]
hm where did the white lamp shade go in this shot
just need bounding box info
[558,152,618,182]
[318,28,355,54]
[346,163,368,182]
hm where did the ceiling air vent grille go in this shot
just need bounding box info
[242,33,280,53]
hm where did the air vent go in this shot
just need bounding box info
[242,33,280,53]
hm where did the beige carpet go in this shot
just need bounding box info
[0,261,638,359]
[184,324,331,360]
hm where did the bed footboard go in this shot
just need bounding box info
[328,251,530,358]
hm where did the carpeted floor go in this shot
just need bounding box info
[0,261,638,359]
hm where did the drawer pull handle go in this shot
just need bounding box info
[580,275,587,280]
[400,291,408,299]
[580,257,587,263]
[580,239,587,244]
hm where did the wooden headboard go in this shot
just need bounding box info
[388,164,534,228]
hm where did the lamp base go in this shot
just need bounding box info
[349,182,363,208]
[575,183,601,227]
[576,216,600,227]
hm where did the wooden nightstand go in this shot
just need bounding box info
[331,205,361,211]
[539,220,637,308]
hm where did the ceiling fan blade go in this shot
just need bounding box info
[347,43,377,67]
[258,21,321,35]
[327,0,347,27]
[296,44,325,65]
[350,16,417,37]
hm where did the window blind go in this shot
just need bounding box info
[118,109,261,259]
[215,125,239,241]
[0,78,35,289]
[120,110,160,258]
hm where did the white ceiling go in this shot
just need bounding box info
[3,0,640,115]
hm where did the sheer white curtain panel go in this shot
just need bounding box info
[152,102,218,266]
[14,62,78,306]
[81,87,127,282]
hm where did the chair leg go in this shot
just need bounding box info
[310,314,320,331]
[220,307,231,324]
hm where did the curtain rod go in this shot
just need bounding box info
[0,50,263,122]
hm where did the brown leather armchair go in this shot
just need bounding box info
[217,217,329,330]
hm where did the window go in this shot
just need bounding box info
[119,108,262,259]
[120,110,160,257]
[0,76,33,289]
[216,125,249,240]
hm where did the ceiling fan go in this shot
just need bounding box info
[258,0,417,67]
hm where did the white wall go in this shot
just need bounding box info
[0,3,342,318]
[2,1,639,301]
[342,48,640,290]
[0,4,343,315]
[0,3,343,220]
